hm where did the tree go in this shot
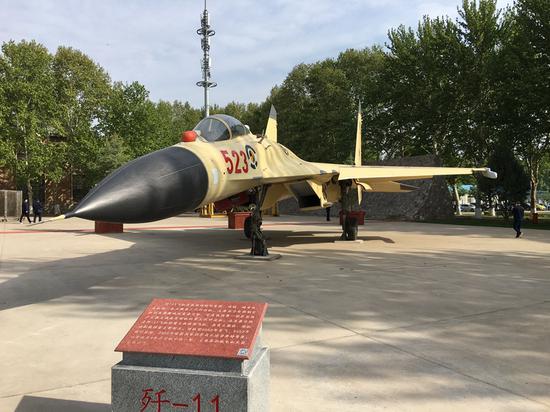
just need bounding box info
[241,98,275,135]
[52,46,111,188]
[477,146,530,217]
[99,81,157,158]
[501,0,550,214]
[271,64,315,158]
[272,52,383,164]
[150,100,202,149]
[88,134,132,184]
[303,59,355,163]
[379,12,491,212]
[170,100,202,134]
[0,40,63,204]
[337,47,386,163]
[382,17,465,161]
[536,155,550,204]
[455,1,505,160]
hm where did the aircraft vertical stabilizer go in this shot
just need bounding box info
[355,102,362,167]
[355,102,363,204]
[265,105,277,142]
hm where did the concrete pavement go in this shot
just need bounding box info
[0,215,549,411]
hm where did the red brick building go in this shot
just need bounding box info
[0,167,77,214]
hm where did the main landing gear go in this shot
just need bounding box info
[339,180,359,241]
[240,185,280,260]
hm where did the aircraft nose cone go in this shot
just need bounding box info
[68,146,208,223]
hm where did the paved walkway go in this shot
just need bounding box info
[0,215,549,411]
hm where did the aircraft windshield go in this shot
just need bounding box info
[193,115,248,142]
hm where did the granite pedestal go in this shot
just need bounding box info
[111,299,269,412]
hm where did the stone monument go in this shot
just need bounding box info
[112,298,269,412]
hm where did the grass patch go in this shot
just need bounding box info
[423,214,550,230]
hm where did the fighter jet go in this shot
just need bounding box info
[57,106,496,255]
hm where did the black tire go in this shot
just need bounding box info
[244,216,252,239]
[252,237,268,256]
[345,216,358,240]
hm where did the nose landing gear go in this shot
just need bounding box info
[236,185,281,260]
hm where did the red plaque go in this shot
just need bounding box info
[115,299,268,359]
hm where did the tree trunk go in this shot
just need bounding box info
[453,184,462,216]
[489,194,495,216]
[26,179,33,210]
[530,160,539,216]
[530,176,538,216]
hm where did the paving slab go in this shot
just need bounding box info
[0,215,549,411]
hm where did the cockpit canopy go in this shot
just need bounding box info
[193,114,248,142]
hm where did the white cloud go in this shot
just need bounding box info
[0,0,512,107]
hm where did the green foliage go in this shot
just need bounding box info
[89,134,132,184]
[2,0,550,211]
[477,146,530,208]
[381,17,467,162]
[455,0,506,163]
[99,81,156,158]
[99,83,203,162]
[0,40,64,198]
[0,40,207,196]
[539,155,550,192]
[240,99,273,135]
[52,46,112,188]
[150,100,201,149]
[271,48,385,164]
[499,0,550,210]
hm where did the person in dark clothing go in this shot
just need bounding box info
[325,206,331,221]
[19,198,31,223]
[512,202,524,238]
[33,199,43,223]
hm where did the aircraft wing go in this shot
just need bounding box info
[336,165,497,181]
[246,163,496,187]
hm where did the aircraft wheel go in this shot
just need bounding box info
[244,216,252,239]
[344,216,358,240]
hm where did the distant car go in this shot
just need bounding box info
[536,204,546,211]
[496,204,511,212]
[470,202,490,211]
[460,204,475,212]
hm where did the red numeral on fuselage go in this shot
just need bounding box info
[240,151,248,173]
[220,150,233,174]
[231,150,241,173]
[221,148,251,174]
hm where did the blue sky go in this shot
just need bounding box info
[0,0,512,107]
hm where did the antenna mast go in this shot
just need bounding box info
[196,0,217,117]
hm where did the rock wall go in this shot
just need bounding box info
[278,155,454,221]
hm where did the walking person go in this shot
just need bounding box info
[19,198,31,223]
[512,202,524,238]
[33,199,43,223]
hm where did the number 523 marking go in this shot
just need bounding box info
[220,149,250,174]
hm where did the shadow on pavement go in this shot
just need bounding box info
[2,224,550,408]
[0,228,394,311]
[15,396,109,412]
